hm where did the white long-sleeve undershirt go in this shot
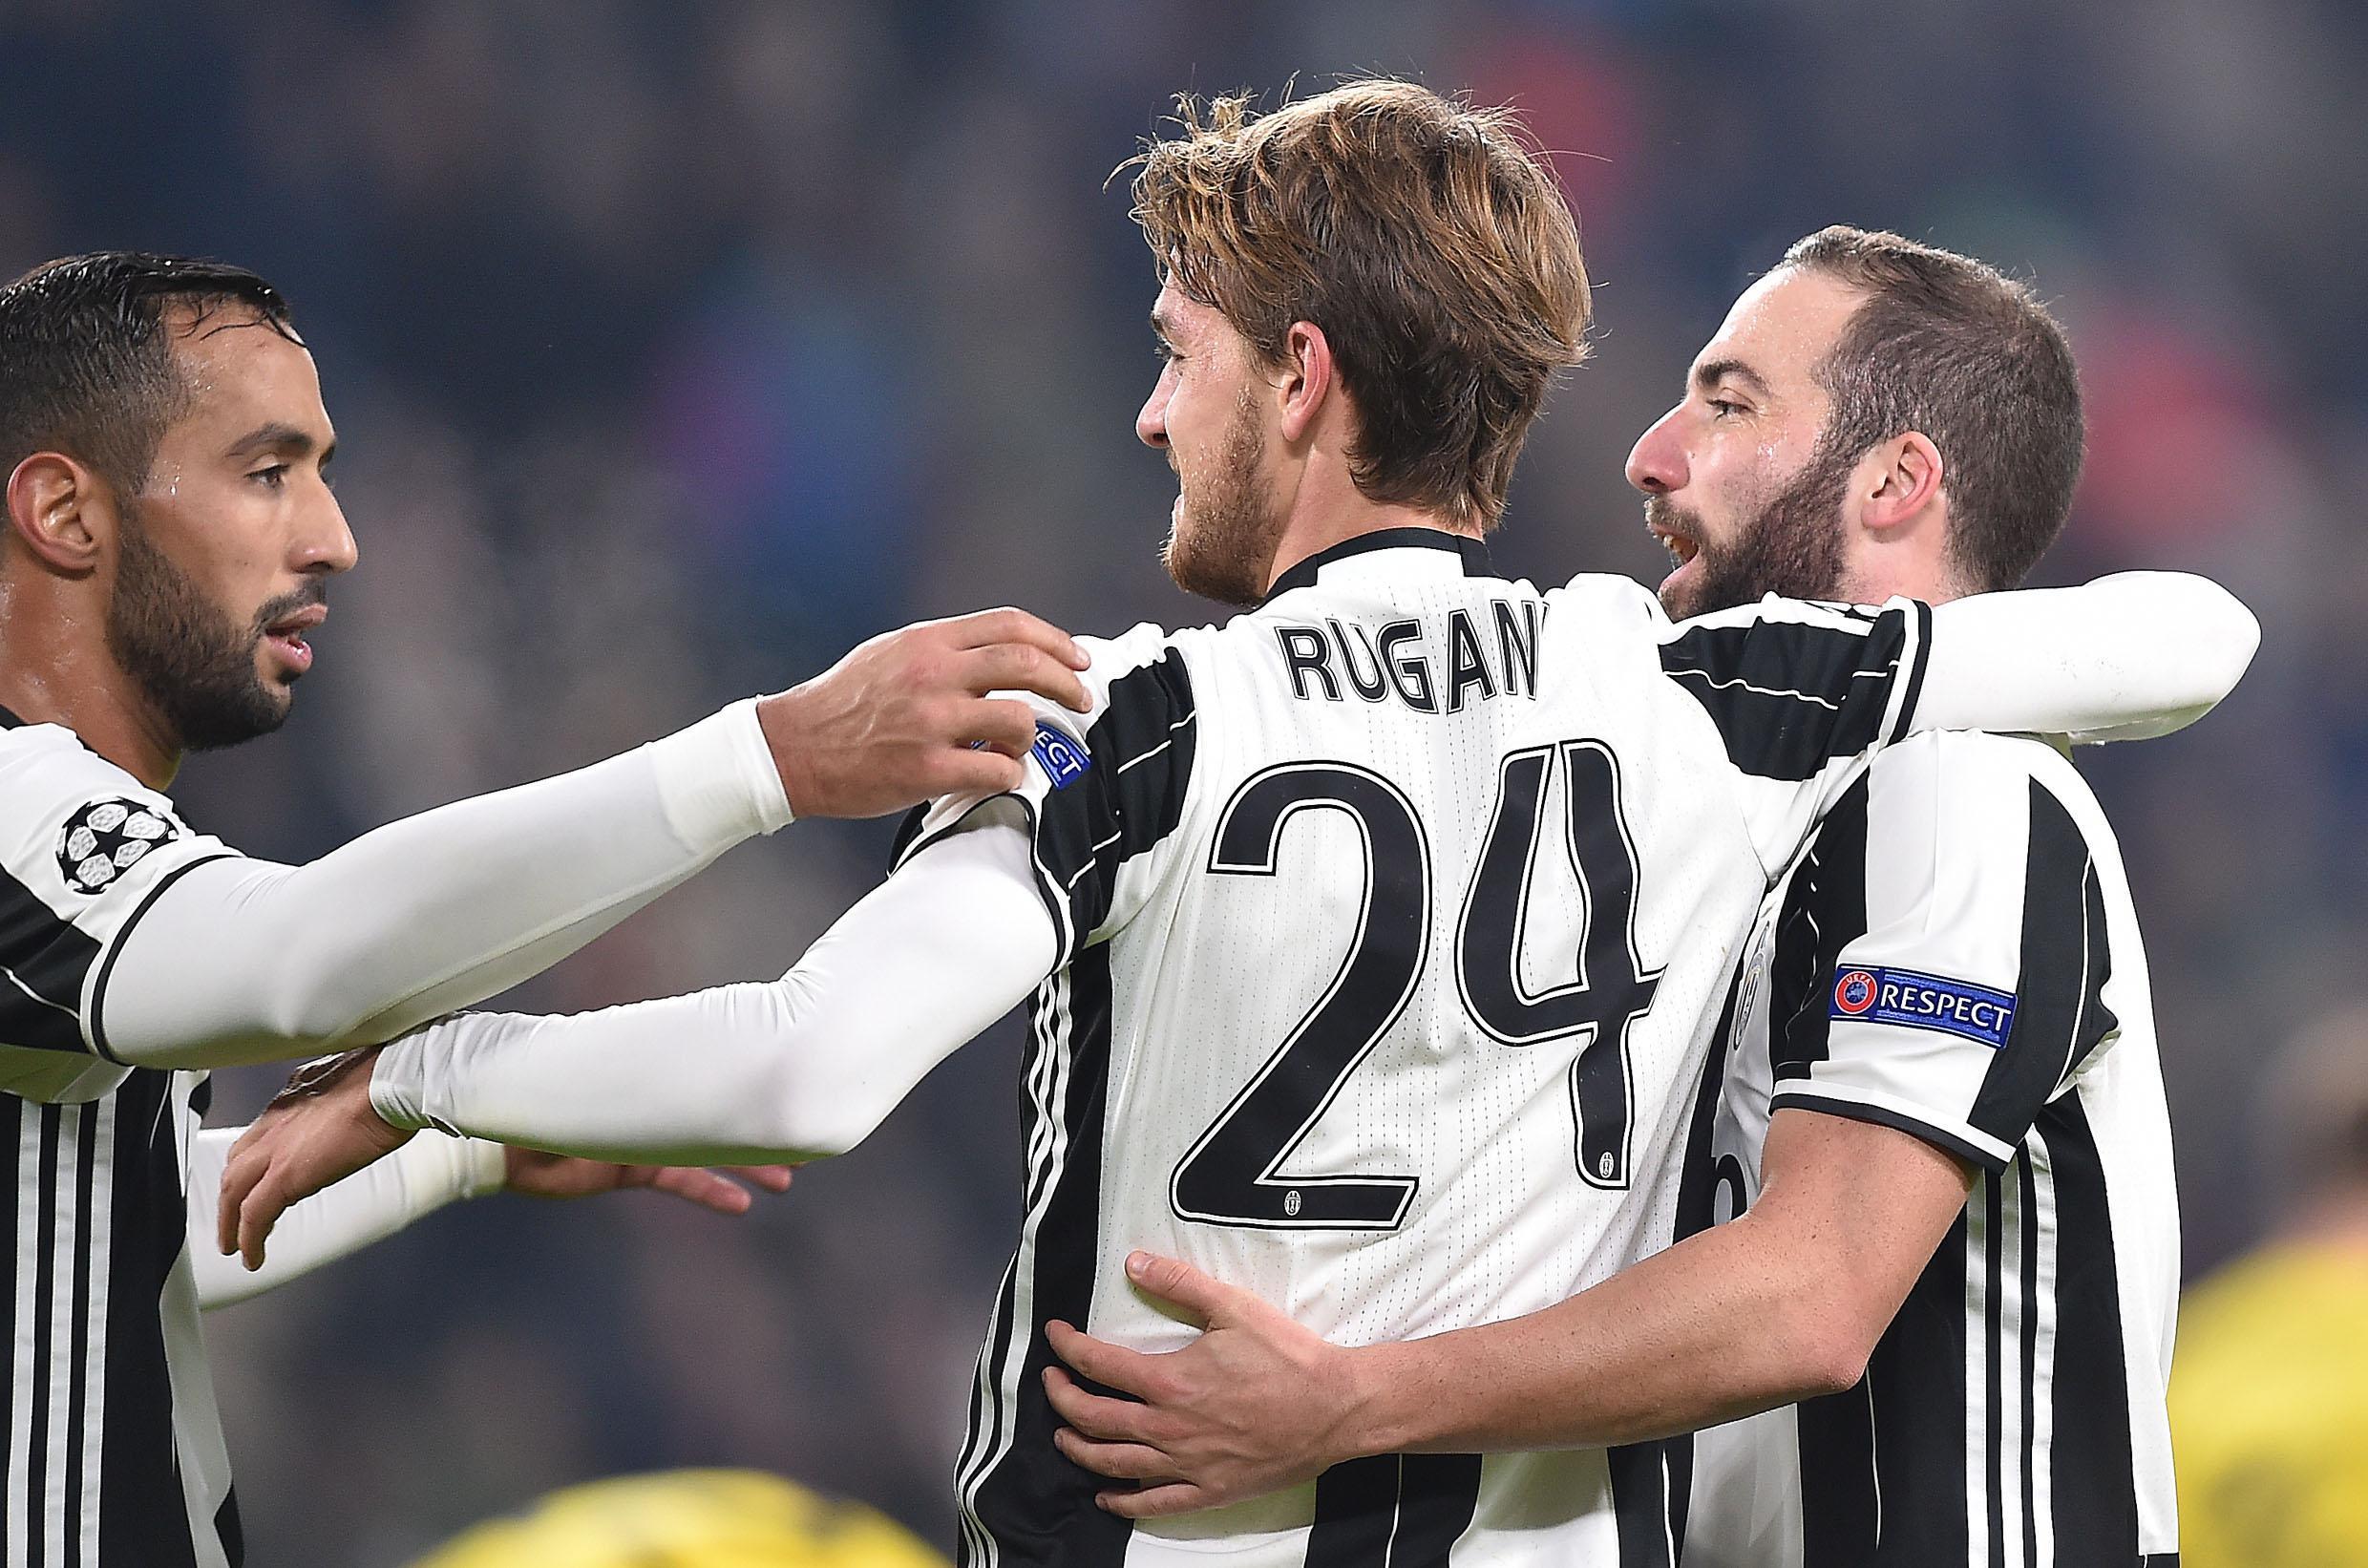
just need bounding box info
[188,1123,505,1308]
[365,574,2261,1167]
[98,699,793,1069]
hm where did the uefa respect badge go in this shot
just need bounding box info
[1830,964,2018,1049]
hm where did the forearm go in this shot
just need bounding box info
[100,701,791,1067]
[1345,1213,1859,1455]
[370,820,1056,1165]
[188,1124,504,1308]
[1918,572,2259,742]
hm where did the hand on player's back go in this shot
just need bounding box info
[217,1048,794,1269]
[760,607,1093,818]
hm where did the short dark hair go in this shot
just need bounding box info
[1130,80,1590,528]
[1780,226,2083,591]
[0,252,297,498]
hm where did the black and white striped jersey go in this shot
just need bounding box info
[0,708,244,1568]
[1681,731,2179,1568]
[892,532,1943,1568]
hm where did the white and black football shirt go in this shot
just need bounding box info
[892,532,1943,1568]
[0,707,246,1568]
[1680,731,2180,1568]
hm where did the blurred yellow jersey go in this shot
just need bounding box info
[2170,1240,2368,1567]
[410,1471,950,1568]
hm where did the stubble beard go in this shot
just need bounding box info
[1161,390,1286,609]
[107,498,309,752]
[1649,437,1859,619]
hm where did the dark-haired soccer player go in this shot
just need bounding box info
[222,88,2250,1568]
[1040,230,2190,1568]
[0,251,1090,1568]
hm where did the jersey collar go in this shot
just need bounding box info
[0,704,21,730]
[1259,527,1495,605]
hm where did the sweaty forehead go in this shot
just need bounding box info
[1699,267,1869,390]
[159,312,330,446]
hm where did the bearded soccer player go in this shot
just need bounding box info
[220,88,2252,1567]
[1037,231,2195,1568]
[0,252,1090,1568]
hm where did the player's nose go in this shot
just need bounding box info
[296,491,359,576]
[1625,406,1687,496]
[1136,373,1172,449]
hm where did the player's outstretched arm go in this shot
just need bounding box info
[188,1091,793,1305]
[1042,1109,1971,1517]
[101,609,1088,1070]
[218,818,1058,1267]
[1915,571,2260,741]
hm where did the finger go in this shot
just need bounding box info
[962,644,1090,713]
[932,749,1027,798]
[1124,1251,1234,1325]
[238,1180,285,1271]
[1052,1428,1176,1483]
[216,1150,254,1257]
[954,697,1040,756]
[942,608,1089,674]
[647,1167,757,1216]
[1046,1319,1170,1399]
[1042,1367,1156,1442]
[727,1165,794,1193]
[1100,1483,1210,1519]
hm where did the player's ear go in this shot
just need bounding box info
[5,453,110,575]
[1858,431,1944,537]
[1274,319,1335,444]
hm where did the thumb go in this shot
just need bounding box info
[1124,1250,1237,1324]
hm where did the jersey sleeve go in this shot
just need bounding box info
[1657,594,1931,871]
[0,732,240,1070]
[889,624,1198,966]
[1766,733,2119,1172]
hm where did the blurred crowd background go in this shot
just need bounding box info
[5,0,2364,1560]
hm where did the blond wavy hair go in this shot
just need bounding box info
[1130,80,1589,528]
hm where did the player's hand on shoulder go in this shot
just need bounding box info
[219,1046,412,1270]
[759,606,1093,818]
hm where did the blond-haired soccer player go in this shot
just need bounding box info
[222,86,2252,1567]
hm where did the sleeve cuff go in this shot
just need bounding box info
[648,698,794,851]
[370,1035,433,1134]
[1770,1083,2013,1173]
[389,1129,509,1205]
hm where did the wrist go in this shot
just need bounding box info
[1334,1339,1429,1460]
[754,689,817,823]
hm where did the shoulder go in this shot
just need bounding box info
[1868,731,2103,827]
[1548,571,1663,622]
[0,725,200,900]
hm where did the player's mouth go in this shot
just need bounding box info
[1648,516,1701,574]
[262,604,327,676]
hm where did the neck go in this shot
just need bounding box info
[0,575,181,789]
[1260,460,1478,597]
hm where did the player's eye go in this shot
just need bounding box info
[249,463,289,490]
[1705,398,1744,419]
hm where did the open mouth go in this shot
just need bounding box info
[1646,519,1701,569]
[262,604,328,674]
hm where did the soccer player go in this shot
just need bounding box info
[1038,230,2196,1568]
[219,88,2254,1567]
[0,252,1091,1568]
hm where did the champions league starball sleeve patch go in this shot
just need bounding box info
[1830,964,2018,1049]
[55,797,186,895]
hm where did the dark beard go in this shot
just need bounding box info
[1161,390,1284,608]
[107,501,310,751]
[1650,437,1857,619]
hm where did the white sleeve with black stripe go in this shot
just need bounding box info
[1768,731,2117,1172]
[890,624,1199,964]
